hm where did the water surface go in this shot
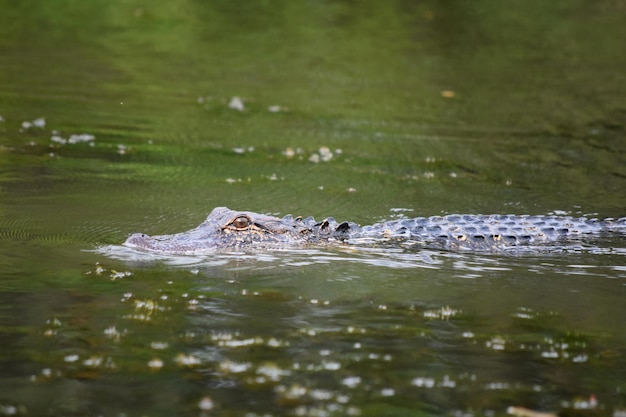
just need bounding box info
[1,1,625,416]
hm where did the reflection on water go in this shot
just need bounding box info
[97,242,626,275]
[7,252,623,417]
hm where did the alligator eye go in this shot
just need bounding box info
[232,216,250,229]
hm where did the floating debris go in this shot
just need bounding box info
[150,341,169,350]
[228,96,245,111]
[441,90,456,98]
[219,360,251,374]
[22,117,46,129]
[147,358,164,369]
[104,326,123,341]
[309,146,336,163]
[507,406,557,417]
[256,362,291,382]
[268,105,283,112]
[174,353,202,366]
[486,336,507,351]
[197,396,214,411]
[51,133,96,145]
[341,376,361,388]
[233,146,254,154]
[423,306,458,320]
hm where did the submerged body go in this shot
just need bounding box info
[123,207,626,254]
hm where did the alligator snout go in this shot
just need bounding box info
[124,233,152,248]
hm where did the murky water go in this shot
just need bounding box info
[1,1,625,416]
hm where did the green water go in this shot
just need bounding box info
[1,1,625,416]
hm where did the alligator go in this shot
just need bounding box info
[123,207,626,254]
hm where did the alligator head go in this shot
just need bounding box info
[123,206,354,254]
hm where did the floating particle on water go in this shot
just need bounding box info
[486,336,506,351]
[198,396,214,411]
[507,406,557,417]
[117,144,127,155]
[341,376,361,388]
[266,338,286,347]
[441,90,456,98]
[423,171,435,179]
[424,306,458,320]
[150,341,169,350]
[322,361,341,371]
[268,105,282,112]
[439,375,457,388]
[309,146,335,163]
[425,156,436,163]
[175,353,202,366]
[346,187,357,192]
[68,133,95,144]
[225,178,241,184]
[51,135,67,144]
[47,317,62,327]
[104,326,122,340]
[571,354,588,363]
[21,121,32,129]
[83,356,103,367]
[319,146,333,161]
[505,179,513,186]
[64,354,79,363]
[219,360,251,373]
[485,382,510,390]
[411,377,435,388]
[0,115,4,122]
[514,307,535,320]
[462,331,475,338]
[110,270,131,280]
[381,388,395,397]
[232,147,246,154]
[256,362,291,381]
[147,358,164,369]
[0,404,22,415]
[541,350,559,358]
[309,389,333,401]
[275,383,308,401]
[217,336,264,348]
[449,172,457,178]
[228,96,245,111]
